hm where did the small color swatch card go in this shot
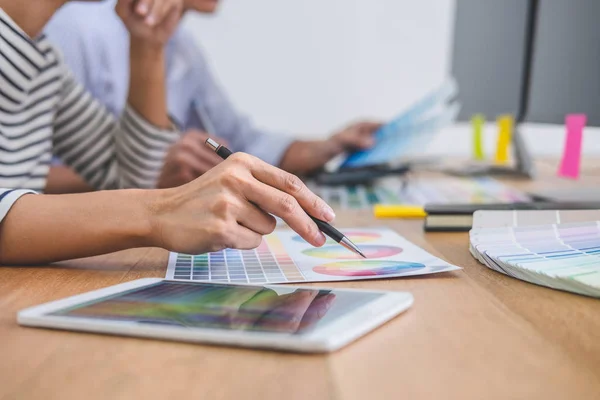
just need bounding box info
[311,176,530,211]
[470,210,600,298]
[167,228,459,284]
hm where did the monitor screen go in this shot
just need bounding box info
[526,1,600,126]
[451,0,530,121]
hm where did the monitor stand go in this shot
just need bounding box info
[446,124,536,179]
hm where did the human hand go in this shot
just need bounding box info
[157,131,227,188]
[329,121,382,153]
[149,152,335,254]
[115,0,183,46]
[278,121,381,175]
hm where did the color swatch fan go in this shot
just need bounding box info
[167,228,459,284]
[341,79,460,168]
[469,210,600,298]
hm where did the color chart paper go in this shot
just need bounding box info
[167,228,460,284]
[470,212,600,298]
[310,176,530,211]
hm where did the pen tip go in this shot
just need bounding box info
[340,236,367,259]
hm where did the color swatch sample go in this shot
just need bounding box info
[311,176,530,211]
[558,114,586,179]
[171,235,304,284]
[470,212,600,298]
[167,227,460,284]
[313,261,425,277]
[302,245,403,260]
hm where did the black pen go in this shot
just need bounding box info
[205,138,366,258]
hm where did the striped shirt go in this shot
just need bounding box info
[0,9,178,223]
[45,1,294,166]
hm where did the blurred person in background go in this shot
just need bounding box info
[0,0,336,265]
[45,0,382,191]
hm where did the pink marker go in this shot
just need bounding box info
[558,114,586,179]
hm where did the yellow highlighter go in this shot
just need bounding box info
[472,114,485,161]
[373,204,427,219]
[495,115,513,164]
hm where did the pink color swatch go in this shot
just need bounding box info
[558,114,586,179]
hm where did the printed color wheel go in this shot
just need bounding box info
[302,245,402,260]
[293,231,381,245]
[313,261,426,276]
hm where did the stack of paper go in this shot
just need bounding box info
[469,210,600,298]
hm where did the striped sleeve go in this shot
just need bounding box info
[52,69,178,189]
[0,189,36,223]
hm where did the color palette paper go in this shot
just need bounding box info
[167,228,459,284]
[470,210,600,298]
[313,261,425,277]
[310,176,531,211]
[302,245,403,260]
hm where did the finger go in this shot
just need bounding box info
[146,0,179,26]
[229,225,263,250]
[355,134,376,149]
[250,159,335,221]
[338,131,375,149]
[144,0,162,25]
[171,148,213,176]
[178,168,197,186]
[181,135,224,166]
[215,136,230,147]
[245,180,326,247]
[114,0,135,19]
[214,287,264,328]
[236,204,276,236]
[183,130,229,151]
[298,293,336,329]
[158,2,182,31]
[232,289,280,330]
[254,291,319,333]
[358,121,384,132]
[134,0,153,16]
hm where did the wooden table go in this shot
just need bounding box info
[2,161,600,400]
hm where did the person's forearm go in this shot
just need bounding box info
[128,38,171,128]
[279,140,342,175]
[0,190,159,265]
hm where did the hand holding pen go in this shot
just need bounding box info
[206,139,365,258]
[153,149,337,253]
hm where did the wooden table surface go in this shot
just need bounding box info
[1,160,599,400]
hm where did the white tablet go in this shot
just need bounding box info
[18,279,413,353]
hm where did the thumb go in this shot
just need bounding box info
[360,121,384,133]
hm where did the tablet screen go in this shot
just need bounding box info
[50,281,382,335]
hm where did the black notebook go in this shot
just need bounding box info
[423,202,600,232]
